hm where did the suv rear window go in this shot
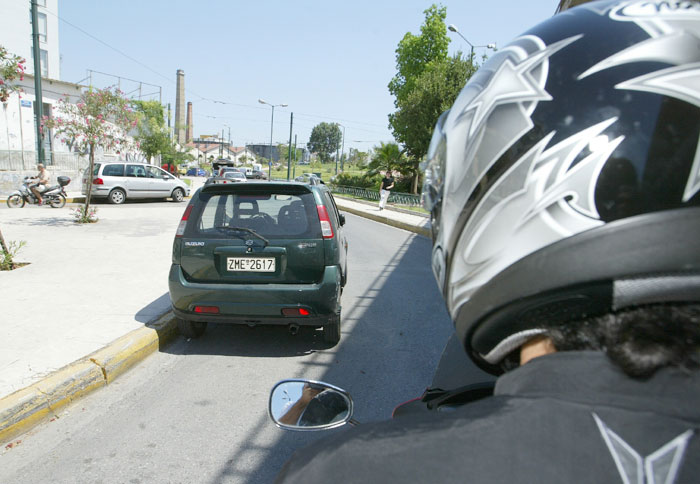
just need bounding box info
[191,191,321,239]
[102,164,124,176]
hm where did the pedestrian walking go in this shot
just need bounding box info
[378,170,394,211]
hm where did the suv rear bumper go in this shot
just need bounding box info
[168,264,341,326]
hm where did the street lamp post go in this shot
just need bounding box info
[258,98,288,180]
[335,123,345,175]
[447,24,496,61]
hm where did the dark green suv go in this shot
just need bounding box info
[168,181,348,343]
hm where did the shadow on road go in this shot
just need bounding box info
[153,227,456,483]
[2,214,76,227]
[177,324,335,358]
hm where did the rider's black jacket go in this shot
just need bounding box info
[276,351,700,483]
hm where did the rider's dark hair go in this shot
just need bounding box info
[542,303,700,378]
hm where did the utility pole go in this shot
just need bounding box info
[292,135,297,178]
[287,112,293,180]
[340,125,346,172]
[31,0,45,165]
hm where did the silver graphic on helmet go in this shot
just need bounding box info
[423,34,580,296]
[424,0,700,372]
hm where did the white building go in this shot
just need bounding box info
[0,0,60,80]
[0,73,85,168]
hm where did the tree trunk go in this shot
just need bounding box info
[84,142,95,216]
[412,159,421,194]
[0,226,13,270]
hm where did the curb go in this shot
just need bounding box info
[0,311,178,444]
[335,201,431,238]
[333,194,428,218]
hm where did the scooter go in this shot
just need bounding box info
[6,176,70,209]
[268,332,497,431]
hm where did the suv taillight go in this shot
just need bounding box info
[93,178,104,185]
[176,205,193,237]
[317,205,334,239]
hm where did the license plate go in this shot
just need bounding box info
[227,257,275,272]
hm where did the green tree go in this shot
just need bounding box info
[367,142,408,175]
[278,143,303,170]
[391,54,473,191]
[308,122,342,164]
[388,4,449,106]
[161,143,194,168]
[388,4,475,193]
[132,100,171,165]
[43,87,139,219]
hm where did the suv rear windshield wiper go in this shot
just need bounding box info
[215,225,269,246]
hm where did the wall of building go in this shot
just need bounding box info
[0,75,83,154]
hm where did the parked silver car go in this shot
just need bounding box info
[82,161,190,204]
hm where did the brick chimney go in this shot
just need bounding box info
[186,102,193,143]
[175,69,186,145]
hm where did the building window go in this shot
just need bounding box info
[38,12,47,43]
[29,49,50,78]
[36,0,47,6]
[40,49,48,77]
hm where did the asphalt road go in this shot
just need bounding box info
[0,213,457,484]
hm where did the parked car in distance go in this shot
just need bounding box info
[186,168,208,177]
[204,172,247,186]
[223,171,247,183]
[218,167,244,177]
[82,161,190,204]
[169,180,348,344]
[246,170,266,180]
[294,173,323,185]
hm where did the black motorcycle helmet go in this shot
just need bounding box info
[422,0,700,374]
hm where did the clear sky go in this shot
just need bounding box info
[54,1,558,153]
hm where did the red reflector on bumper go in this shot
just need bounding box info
[282,308,311,317]
[194,306,219,314]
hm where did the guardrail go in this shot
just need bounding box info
[331,185,422,206]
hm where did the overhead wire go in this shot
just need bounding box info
[47,7,394,146]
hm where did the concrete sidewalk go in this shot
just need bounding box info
[0,183,429,443]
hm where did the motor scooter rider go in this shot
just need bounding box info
[28,163,50,205]
[276,1,700,482]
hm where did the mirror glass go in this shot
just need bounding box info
[269,380,352,430]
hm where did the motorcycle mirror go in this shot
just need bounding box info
[269,379,355,431]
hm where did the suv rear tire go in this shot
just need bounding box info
[177,319,207,338]
[323,310,341,344]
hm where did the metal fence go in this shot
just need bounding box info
[0,150,89,171]
[331,185,422,206]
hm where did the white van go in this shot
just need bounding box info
[82,161,190,204]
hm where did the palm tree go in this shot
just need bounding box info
[368,142,406,175]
